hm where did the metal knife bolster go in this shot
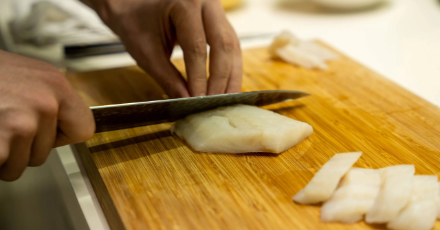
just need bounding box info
[91,90,309,133]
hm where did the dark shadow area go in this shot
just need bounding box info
[197,151,280,158]
[366,223,388,229]
[275,0,389,15]
[270,104,306,113]
[89,129,176,154]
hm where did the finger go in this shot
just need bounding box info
[171,1,208,96]
[202,0,239,95]
[55,89,95,147]
[122,35,190,99]
[28,116,57,167]
[225,44,243,93]
[0,119,36,181]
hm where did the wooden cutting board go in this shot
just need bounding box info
[66,45,440,230]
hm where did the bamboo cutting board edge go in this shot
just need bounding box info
[72,143,125,230]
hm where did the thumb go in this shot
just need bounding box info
[54,90,95,147]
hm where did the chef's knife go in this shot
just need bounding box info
[91,90,309,133]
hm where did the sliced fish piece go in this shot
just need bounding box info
[297,41,339,61]
[365,165,415,223]
[387,175,439,230]
[276,44,328,70]
[172,104,313,154]
[269,31,338,70]
[292,152,362,204]
[320,168,381,223]
[268,30,300,56]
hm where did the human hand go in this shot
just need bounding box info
[87,0,243,98]
[0,51,95,181]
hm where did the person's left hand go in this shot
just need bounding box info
[84,0,243,98]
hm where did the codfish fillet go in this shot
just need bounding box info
[387,175,439,230]
[171,104,313,154]
[276,45,328,70]
[268,30,300,56]
[365,165,415,223]
[269,31,338,70]
[321,168,381,223]
[292,152,362,204]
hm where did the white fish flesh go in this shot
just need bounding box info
[297,41,339,61]
[387,175,439,230]
[365,165,415,223]
[268,30,300,56]
[292,152,362,204]
[269,31,338,70]
[276,45,328,70]
[320,167,381,223]
[171,104,313,154]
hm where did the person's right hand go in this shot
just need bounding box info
[0,51,95,181]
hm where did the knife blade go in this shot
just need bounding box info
[91,90,309,133]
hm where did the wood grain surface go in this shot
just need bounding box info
[66,45,440,230]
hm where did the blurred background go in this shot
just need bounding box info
[0,0,439,229]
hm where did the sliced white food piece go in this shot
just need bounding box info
[276,44,328,70]
[297,41,339,61]
[387,175,439,230]
[321,167,381,223]
[269,31,338,70]
[365,165,415,223]
[172,104,313,154]
[292,152,362,204]
[268,30,300,56]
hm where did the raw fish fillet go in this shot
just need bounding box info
[321,168,381,223]
[365,165,415,223]
[387,175,439,230]
[269,31,338,70]
[297,41,339,61]
[171,104,313,154]
[276,45,328,70]
[268,30,300,56]
[292,152,362,204]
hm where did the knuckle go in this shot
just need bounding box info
[214,33,236,52]
[7,115,37,139]
[38,67,71,91]
[36,98,59,119]
[47,72,70,90]
[188,40,207,57]
[213,72,229,80]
